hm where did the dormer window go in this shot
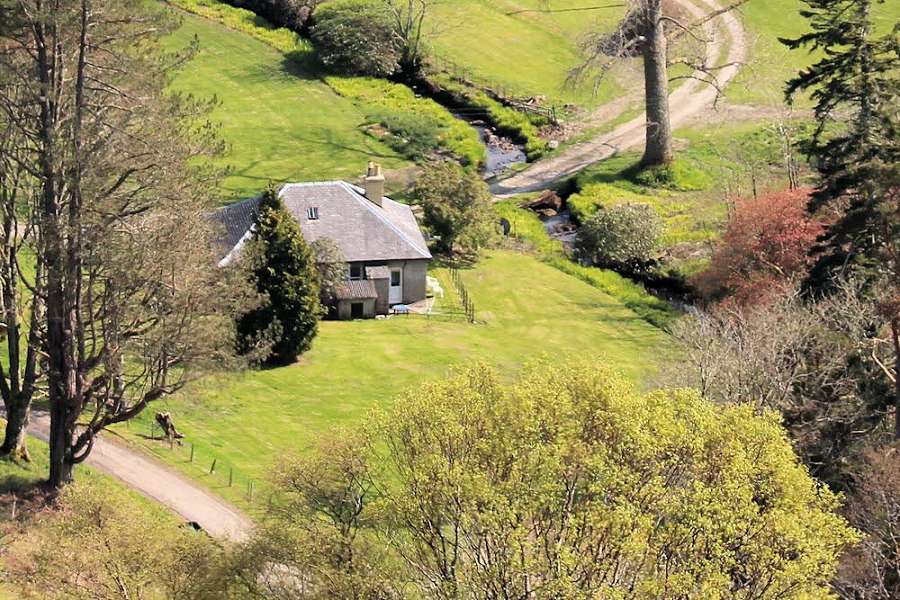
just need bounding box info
[307,206,319,220]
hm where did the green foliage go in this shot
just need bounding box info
[327,76,484,166]
[494,200,676,328]
[311,0,399,77]
[433,74,549,160]
[782,0,900,289]
[248,359,857,598]
[221,0,319,32]
[310,237,346,307]
[237,188,321,365]
[576,203,664,270]
[414,161,493,255]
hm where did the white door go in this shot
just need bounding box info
[389,268,403,304]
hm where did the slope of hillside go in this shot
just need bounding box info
[164,11,408,201]
[429,0,627,108]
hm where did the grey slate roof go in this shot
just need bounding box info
[335,279,377,300]
[365,266,390,280]
[213,182,431,265]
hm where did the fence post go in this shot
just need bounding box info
[248,480,254,503]
[229,467,233,487]
[209,458,217,475]
[190,443,194,463]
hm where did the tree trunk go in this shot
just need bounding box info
[891,316,899,440]
[640,0,674,167]
[1,400,30,461]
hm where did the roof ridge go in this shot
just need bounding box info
[336,182,431,259]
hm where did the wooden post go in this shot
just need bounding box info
[189,443,194,463]
[10,496,16,520]
[229,467,233,487]
[248,480,254,503]
[209,458,217,474]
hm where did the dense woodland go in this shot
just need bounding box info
[0,0,898,598]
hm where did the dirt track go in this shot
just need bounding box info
[490,0,748,196]
[25,413,252,541]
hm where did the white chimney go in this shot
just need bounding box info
[363,161,385,207]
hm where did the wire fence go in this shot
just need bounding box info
[140,419,259,506]
[448,267,476,324]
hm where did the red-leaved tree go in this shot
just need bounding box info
[695,188,826,306]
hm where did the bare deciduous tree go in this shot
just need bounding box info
[0,0,249,486]
[672,280,896,482]
[561,0,748,166]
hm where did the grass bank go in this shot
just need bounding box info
[164,0,484,199]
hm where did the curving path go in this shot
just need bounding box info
[490,0,747,196]
[24,413,252,541]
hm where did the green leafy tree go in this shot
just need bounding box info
[575,203,662,271]
[414,161,493,255]
[782,0,899,288]
[237,359,858,598]
[311,0,400,77]
[237,188,321,365]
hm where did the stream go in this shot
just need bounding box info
[454,114,527,180]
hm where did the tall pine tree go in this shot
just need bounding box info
[237,187,321,365]
[782,0,899,289]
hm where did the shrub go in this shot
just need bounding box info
[576,203,663,271]
[311,237,346,308]
[693,188,824,305]
[327,76,484,166]
[222,0,319,32]
[311,0,399,77]
[414,161,493,255]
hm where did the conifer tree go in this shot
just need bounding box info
[782,0,899,288]
[237,187,321,365]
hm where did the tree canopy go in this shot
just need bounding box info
[234,359,857,599]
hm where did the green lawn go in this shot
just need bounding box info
[165,10,408,201]
[429,0,627,108]
[728,0,900,105]
[114,250,673,504]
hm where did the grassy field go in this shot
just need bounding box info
[113,250,673,505]
[728,0,900,105]
[164,10,408,201]
[429,0,627,108]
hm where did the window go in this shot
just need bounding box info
[306,206,319,220]
[349,264,363,280]
[390,270,401,286]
